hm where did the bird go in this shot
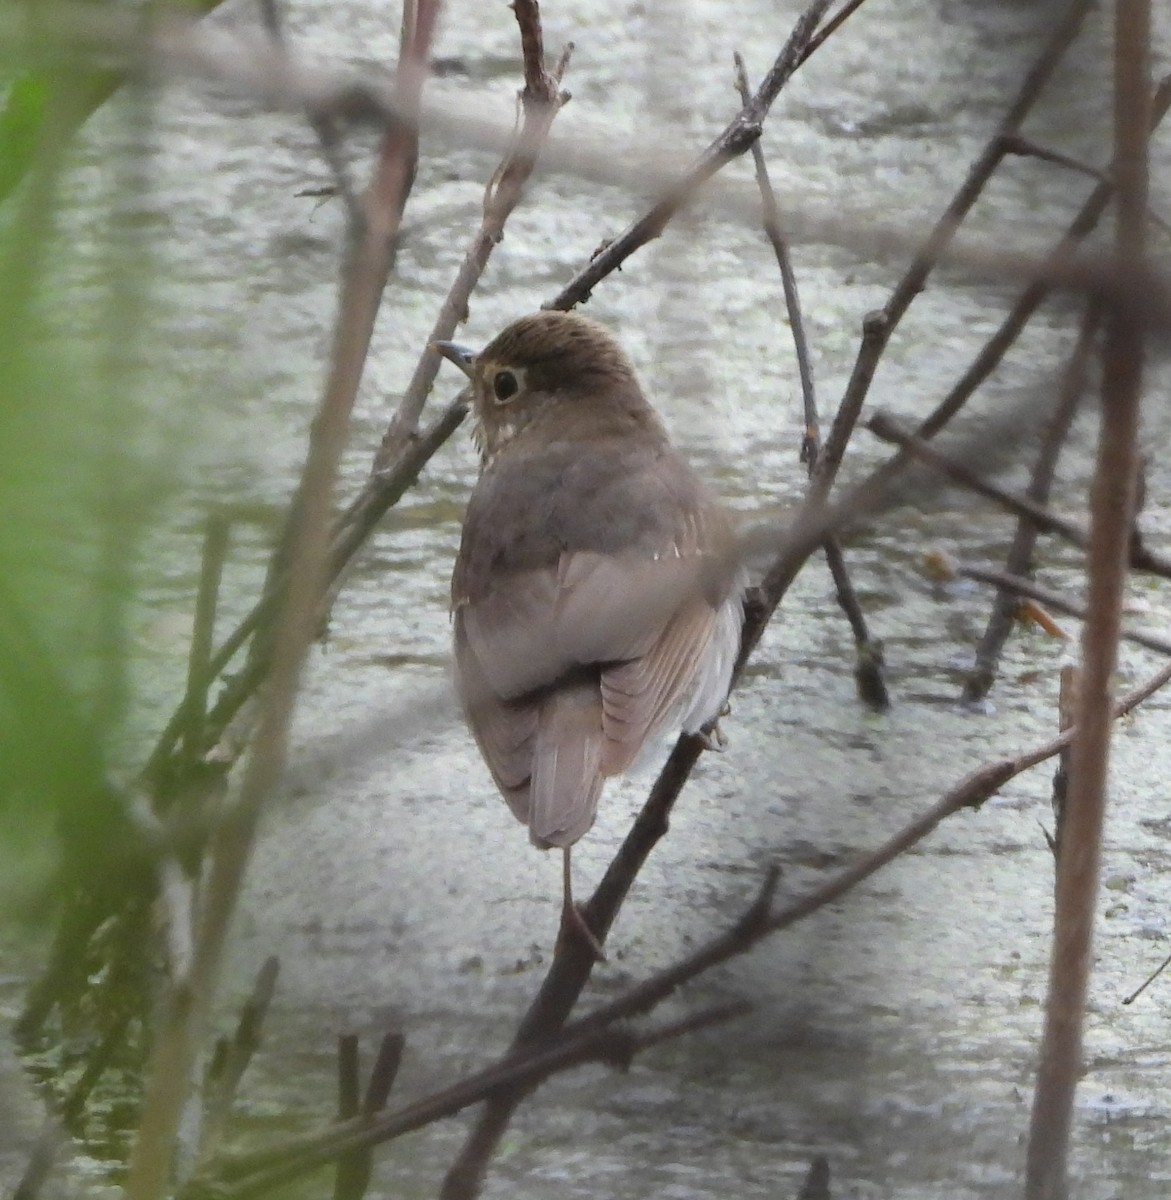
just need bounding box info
[436,311,744,956]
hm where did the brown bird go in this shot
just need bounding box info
[437,311,744,953]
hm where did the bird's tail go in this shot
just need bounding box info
[529,682,605,849]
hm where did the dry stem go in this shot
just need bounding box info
[1025,2,1151,1194]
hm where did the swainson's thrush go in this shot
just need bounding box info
[438,312,744,950]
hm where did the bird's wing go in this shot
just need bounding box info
[456,547,738,791]
[453,615,537,825]
[598,589,722,775]
[457,548,707,701]
[452,439,741,843]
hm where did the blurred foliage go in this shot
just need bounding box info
[0,2,227,205]
[0,3,177,928]
[0,2,213,1142]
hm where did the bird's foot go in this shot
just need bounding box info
[558,901,607,962]
[696,721,728,753]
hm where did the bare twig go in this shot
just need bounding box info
[867,410,1171,585]
[733,50,888,711]
[958,564,1171,657]
[198,956,280,1164]
[545,0,838,311]
[377,0,572,461]
[1001,132,1114,186]
[802,0,870,62]
[1121,947,1171,1004]
[1000,133,1171,239]
[334,1032,405,1200]
[963,303,1101,703]
[1025,3,1151,1194]
[332,1036,361,1200]
[865,412,1091,549]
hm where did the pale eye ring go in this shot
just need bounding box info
[492,370,519,404]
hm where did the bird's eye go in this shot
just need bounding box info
[492,370,519,404]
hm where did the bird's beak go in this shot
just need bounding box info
[431,339,477,380]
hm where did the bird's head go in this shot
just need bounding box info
[434,312,655,463]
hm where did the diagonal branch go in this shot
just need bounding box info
[190,652,1171,1200]
[544,0,840,311]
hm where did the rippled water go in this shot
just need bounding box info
[6,0,1171,1197]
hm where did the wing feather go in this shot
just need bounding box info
[599,595,718,774]
[459,551,705,701]
[454,438,743,847]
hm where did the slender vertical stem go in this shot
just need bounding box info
[1024,3,1149,1197]
[732,50,887,708]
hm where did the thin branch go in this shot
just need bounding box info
[332,1036,362,1200]
[545,0,838,311]
[198,956,280,1164]
[865,412,1091,549]
[1000,132,1171,238]
[963,302,1101,703]
[377,0,572,460]
[733,49,888,710]
[334,1032,404,1200]
[801,0,870,62]
[866,410,1171,583]
[1121,947,1171,1005]
[958,563,1171,657]
[1025,2,1151,1193]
